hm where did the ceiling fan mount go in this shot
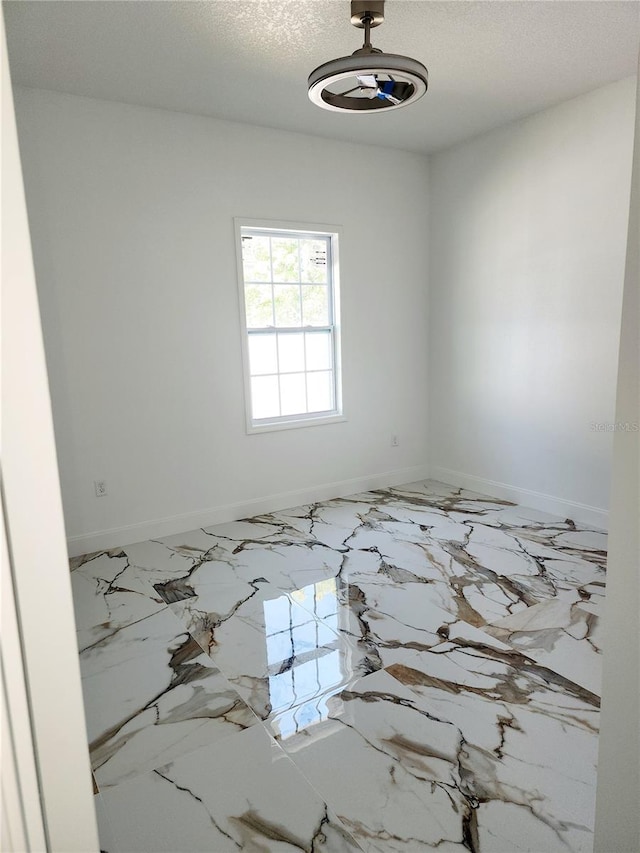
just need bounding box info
[350,1,385,29]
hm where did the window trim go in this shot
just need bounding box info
[234,218,344,435]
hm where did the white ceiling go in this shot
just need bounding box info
[4,0,640,154]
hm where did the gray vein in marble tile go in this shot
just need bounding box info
[389,645,599,714]
[148,539,239,590]
[201,517,320,550]
[90,633,247,762]
[78,606,167,656]
[70,548,121,571]
[340,668,593,848]
[158,575,269,624]
[362,486,515,516]
[442,541,542,611]
[153,768,242,848]
[230,804,347,852]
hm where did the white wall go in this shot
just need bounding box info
[594,56,640,853]
[428,78,637,527]
[13,88,430,555]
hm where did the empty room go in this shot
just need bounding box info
[2,1,639,852]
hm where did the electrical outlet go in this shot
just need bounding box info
[391,434,400,447]
[94,480,108,497]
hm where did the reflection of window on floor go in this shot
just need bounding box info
[263,579,342,738]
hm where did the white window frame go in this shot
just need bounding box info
[234,218,345,434]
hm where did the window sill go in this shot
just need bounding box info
[247,413,347,435]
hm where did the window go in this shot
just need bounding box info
[235,219,343,433]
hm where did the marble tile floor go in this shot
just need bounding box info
[71,480,607,852]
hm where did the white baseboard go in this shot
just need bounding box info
[430,466,609,530]
[66,464,431,557]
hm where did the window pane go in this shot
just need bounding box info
[290,658,321,704]
[288,600,312,630]
[292,620,336,650]
[307,371,333,413]
[295,694,328,728]
[269,670,294,711]
[317,649,342,684]
[305,331,332,371]
[264,595,291,629]
[242,235,271,282]
[272,706,300,739]
[272,238,299,282]
[245,284,273,327]
[251,375,280,420]
[279,373,306,416]
[278,333,305,374]
[289,584,315,610]
[301,285,329,326]
[248,334,278,376]
[320,609,339,633]
[290,622,318,655]
[274,284,302,326]
[300,239,328,284]
[315,579,338,622]
[266,630,293,666]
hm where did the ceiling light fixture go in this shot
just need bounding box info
[308,0,428,113]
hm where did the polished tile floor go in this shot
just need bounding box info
[71,480,606,852]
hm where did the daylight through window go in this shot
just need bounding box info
[236,222,342,431]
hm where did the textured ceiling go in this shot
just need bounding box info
[4,0,640,154]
